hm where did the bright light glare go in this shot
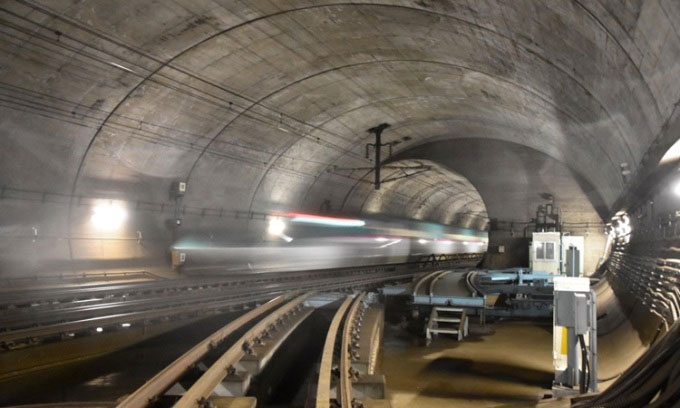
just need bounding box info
[267,218,293,242]
[289,214,365,227]
[95,327,103,333]
[91,202,127,230]
[268,218,286,235]
[379,239,402,248]
[121,323,131,328]
[609,212,632,238]
[375,237,389,242]
[418,239,428,244]
[438,239,453,244]
[463,241,470,245]
[674,182,680,197]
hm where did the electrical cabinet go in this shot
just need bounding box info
[530,232,585,276]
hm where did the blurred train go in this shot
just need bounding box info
[172,212,488,274]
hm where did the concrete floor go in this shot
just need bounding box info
[382,321,555,407]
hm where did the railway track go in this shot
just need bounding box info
[339,293,367,408]
[316,292,389,408]
[116,294,295,408]
[113,291,389,408]
[0,257,481,350]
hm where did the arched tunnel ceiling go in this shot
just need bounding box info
[342,159,488,229]
[392,139,606,225]
[1,0,680,232]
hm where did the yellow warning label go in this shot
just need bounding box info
[561,326,568,355]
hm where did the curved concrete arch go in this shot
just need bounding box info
[53,0,648,226]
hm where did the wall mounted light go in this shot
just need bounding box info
[267,218,293,242]
[268,218,286,236]
[674,181,680,197]
[91,202,127,231]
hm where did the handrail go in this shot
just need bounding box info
[315,295,354,408]
[458,309,467,339]
[116,295,288,408]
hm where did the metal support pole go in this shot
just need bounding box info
[367,123,390,190]
[375,130,381,189]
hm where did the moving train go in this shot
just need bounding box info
[172,212,488,274]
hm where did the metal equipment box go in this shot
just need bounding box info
[530,233,585,276]
[530,232,561,274]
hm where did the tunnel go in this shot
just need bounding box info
[0,1,679,407]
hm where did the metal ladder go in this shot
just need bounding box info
[426,307,468,344]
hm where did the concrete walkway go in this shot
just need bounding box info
[382,321,555,407]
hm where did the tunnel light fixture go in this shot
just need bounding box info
[95,327,103,333]
[91,202,127,230]
[121,323,131,328]
[267,218,286,236]
[267,218,293,242]
[418,239,429,244]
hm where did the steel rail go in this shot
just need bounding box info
[315,295,354,408]
[0,255,481,310]
[0,274,298,310]
[0,278,232,308]
[0,270,415,346]
[428,270,457,297]
[0,289,283,345]
[174,293,315,408]
[116,295,289,408]
[411,270,445,297]
[0,283,286,329]
[2,271,367,323]
[339,292,366,408]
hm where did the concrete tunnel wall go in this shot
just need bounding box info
[0,0,679,360]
